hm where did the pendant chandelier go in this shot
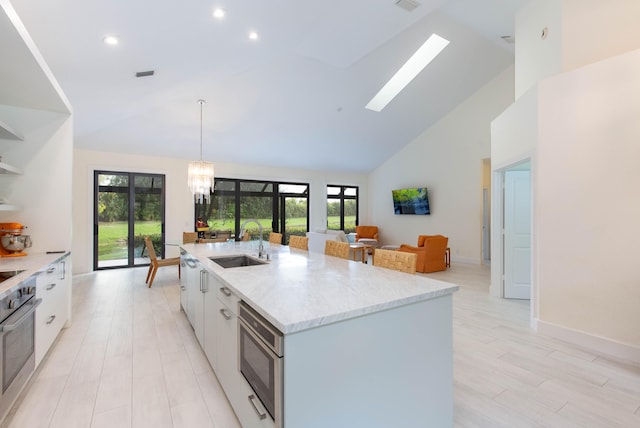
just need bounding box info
[188,99,214,201]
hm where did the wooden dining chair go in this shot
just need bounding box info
[373,248,417,274]
[324,240,350,260]
[269,232,283,244]
[288,235,308,250]
[144,236,180,288]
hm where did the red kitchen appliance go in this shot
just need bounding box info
[0,222,31,257]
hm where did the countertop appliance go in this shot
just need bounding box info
[0,223,32,257]
[238,301,284,427]
[0,275,41,423]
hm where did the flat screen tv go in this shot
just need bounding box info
[392,188,430,215]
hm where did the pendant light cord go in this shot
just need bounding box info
[198,99,205,161]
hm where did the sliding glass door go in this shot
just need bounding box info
[94,171,166,270]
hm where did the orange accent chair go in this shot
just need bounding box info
[398,235,448,273]
[355,226,379,243]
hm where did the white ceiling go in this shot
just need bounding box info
[7,0,527,173]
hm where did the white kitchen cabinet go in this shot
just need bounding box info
[179,250,189,313]
[202,273,218,369]
[215,284,239,394]
[185,258,199,326]
[185,260,218,369]
[35,254,70,367]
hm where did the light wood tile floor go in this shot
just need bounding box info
[2,263,639,427]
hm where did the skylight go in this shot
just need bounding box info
[365,33,449,112]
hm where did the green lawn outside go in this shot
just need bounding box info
[98,216,356,261]
[98,221,160,260]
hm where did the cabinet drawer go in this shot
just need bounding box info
[217,284,240,313]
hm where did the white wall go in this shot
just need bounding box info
[369,66,514,264]
[536,48,640,351]
[0,105,73,253]
[72,149,367,274]
[515,0,563,99]
[563,0,640,71]
[515,0,640,99]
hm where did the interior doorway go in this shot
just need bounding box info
[482,159,491,265]
[503,164,531,299]
[490,159,533,302]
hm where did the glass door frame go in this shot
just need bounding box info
[93,170,166,270]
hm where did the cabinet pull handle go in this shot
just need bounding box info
[47,267,56,274]
[46,283,56,291]
[248,395,267,420]
[60,261,66,280]
[219,308,232,320]
[220,287,232,297]
[180,285,186,291]
[46,315,56,324]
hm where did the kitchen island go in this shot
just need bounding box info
[181,241,458,428]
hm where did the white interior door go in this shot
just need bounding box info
[504,169,531,299]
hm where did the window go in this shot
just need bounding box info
[327,185,358,233]
[195,178,309,245]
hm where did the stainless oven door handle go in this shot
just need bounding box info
[248,394,267,420]
[1,298,42,332]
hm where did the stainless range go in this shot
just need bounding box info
[0,274,41,422]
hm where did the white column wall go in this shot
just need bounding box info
[536,48,640,351]
[72,149,367,274]
[369,66,514,264]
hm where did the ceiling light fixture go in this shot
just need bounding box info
[103,35,119,45]
[213,8,225,19]
[188,99,214,201]
[365,33,449,112]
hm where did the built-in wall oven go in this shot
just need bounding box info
[238,301,284,427]
[0,275,41,422]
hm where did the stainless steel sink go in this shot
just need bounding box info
[209,255,267,268]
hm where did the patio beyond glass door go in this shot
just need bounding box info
[94,171,166,270]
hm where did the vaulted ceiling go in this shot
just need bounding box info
[8,0,526,173]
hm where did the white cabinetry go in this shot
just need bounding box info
[184,261,217,369]
[215,284,239,395]
[35,254,70,366]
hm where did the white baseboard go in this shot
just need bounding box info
[536,319,640,366]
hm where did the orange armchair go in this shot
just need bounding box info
[398,235,448,273]
[355,225,379,242]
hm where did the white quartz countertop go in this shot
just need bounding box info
[182,242,458,334]
[0,252,70,296]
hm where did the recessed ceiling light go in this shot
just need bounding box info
[248,31,259,40]
[213,8,225,19]
[103,35,119,46]
[365,33,449,112]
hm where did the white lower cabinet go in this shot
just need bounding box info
[35,255,70,367]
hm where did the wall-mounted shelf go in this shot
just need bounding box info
[0,161,22,175]
[0,119,24,141]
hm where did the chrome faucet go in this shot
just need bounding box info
[239,219,265,258]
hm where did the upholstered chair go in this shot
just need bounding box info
[398,235,448,273]
[355,225,379,243]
